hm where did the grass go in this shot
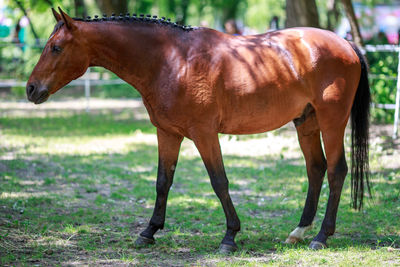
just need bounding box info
[0,99,399,266]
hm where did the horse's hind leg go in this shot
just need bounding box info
[135,128,183,246]
[286,106,327,244]
[309,121,348,249]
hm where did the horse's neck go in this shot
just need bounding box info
[84,22,174,97]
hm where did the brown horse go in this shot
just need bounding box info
[27,8,371,253]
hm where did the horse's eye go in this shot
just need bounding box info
[51,45,62,54]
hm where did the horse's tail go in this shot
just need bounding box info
[350,43,371,210]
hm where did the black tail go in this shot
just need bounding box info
[350,43,371,210]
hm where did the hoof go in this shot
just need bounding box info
[285,225,313,244]
[285,235,302,244]
[219,243,238,254]
[134,235,155,248]
[309,241,327,250]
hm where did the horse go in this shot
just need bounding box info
[27,8,371,253]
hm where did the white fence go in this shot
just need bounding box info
[1,44,400,138]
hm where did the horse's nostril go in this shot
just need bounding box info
[27,84,35,97]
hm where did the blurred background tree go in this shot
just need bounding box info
[285,0,320,28]
[3,0,396,42]
[97,0,128,15]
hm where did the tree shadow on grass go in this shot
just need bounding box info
[1,139,400,265]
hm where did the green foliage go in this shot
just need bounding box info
[0,42,42,80]
[90,84,141,99]
[133,0,153,14]
[359,0,397,7]
[366,51,398,123]
[10,86,25,98]
[5,0,54,13]
[245,0,285,31]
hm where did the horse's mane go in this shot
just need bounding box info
[50,21,65,38]
[73,13,195,31]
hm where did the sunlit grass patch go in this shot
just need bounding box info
[1,105,399,265]
[63,224,92,234]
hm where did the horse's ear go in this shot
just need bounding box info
[58,7,76,30]
[52,8,62,22]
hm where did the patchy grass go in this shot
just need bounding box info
[0,100,399,266]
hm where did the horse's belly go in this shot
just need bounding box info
[220,115,293,134]
[220,119,288,134]
[219,101,306,134]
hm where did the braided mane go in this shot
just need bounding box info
[73,13,195,31]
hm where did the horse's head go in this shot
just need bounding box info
[27,8,90,104]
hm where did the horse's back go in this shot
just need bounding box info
[202,28,361,134]
[216,27,359,86]
[167,27,361,135]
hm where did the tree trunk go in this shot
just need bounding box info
[222,0,241,22]
[340,0,363,47]
[285,0,320,28]
[167,0,175,14]
[135,0,152,15]
[327,0,340,31]
[96,0,128,15]
[177,0,189,24]
[74,0,87,18]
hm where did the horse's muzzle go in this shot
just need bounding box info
[26,83,50,104]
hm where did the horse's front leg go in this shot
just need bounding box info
[191,130,241,253]
[135,128,183,246]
